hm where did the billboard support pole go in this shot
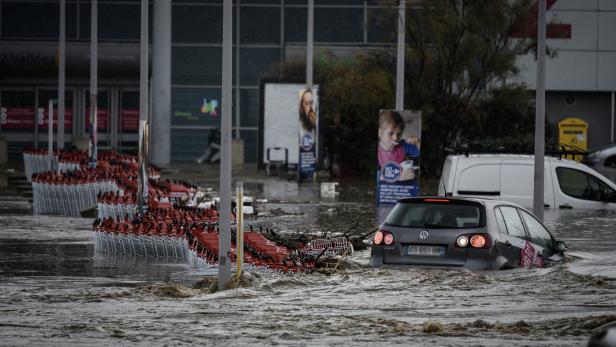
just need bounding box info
[395,0,405,110]
[533,0,546,221]
[306,0,314,89]
[218,0,233,291]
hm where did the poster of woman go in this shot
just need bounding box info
[377,109,422,205]
[298,88,318,182]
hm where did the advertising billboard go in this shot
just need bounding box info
[262,83,319,168]
[377,110,422,205]
[298,88,318,182]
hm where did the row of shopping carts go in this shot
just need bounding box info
[91,187,353,272]
[24,147,355,273]
[186,225,323,273]
[24,147,161,181]
[27,148,167,217]
[96,190,215,222]
[97,193,138,221]
[32,171,124,216]
[23,148,58,182]
[93,217,190,259]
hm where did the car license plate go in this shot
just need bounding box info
[406,245,446,256]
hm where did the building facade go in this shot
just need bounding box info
[515,0,616,149]
[0,0,398,163]
[0,0,614,163]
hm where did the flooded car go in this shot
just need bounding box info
[585,144,616,184]
[370,197,567,270]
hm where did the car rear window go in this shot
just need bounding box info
[384,201,484,229]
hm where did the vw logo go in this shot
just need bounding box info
[419,230,429,240]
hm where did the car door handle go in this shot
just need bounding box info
[544,204,550,208]
[559,204,573,209]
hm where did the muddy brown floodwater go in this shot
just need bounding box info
[1,166,615,346]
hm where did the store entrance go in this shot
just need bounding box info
[0,84,139,159]
[78,86,139,153]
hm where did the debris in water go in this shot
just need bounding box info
[314,256,358,275]
[192,277,218,293]
[141,283,194,298]
[422,320,444,333]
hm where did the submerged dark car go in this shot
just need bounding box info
[370,197,567,270]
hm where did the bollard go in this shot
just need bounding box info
[48,99,54,172]
[236,181,244,280]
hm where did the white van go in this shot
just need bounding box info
[438,154,616,209]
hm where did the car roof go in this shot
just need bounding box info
[446,153,580,165]
[399,196,487,205]
[398,196,528,210]
[589,143,616,153]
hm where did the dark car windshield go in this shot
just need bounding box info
[384,201,484,229]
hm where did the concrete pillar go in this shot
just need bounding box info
[151,0,172,166]
[58,0,66,150]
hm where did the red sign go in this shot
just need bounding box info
[511,0,572,39]
[38,107,73,130]
[85,108,108,131]
[121,108,139,132]
[0,107,35,130]
[520,241,544,268]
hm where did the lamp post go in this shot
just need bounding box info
[395,0,405,110]
[533,0,546,221]
[218,0,233,291]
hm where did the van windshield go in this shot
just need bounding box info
[384,202,484,229]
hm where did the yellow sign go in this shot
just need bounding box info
[558,117,587,162]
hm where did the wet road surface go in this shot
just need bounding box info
[1,167,615,346]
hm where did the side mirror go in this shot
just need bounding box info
[541,247,554,258]
[602,189,616,203]
[555,240,567,252]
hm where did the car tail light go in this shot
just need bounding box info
[470,235,486,248]
[455,233,491,249]
[373,230,384,245]
[456,235,469,247]
[384,233,395,245]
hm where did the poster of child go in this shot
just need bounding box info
[377,110,422,204]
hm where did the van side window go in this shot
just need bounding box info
[556,167,615,201]
[457,164,500,195]
[499,206,527,238]
[494,207,509,235]
[518,209,554,250]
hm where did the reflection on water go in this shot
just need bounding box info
[544,208,616,252]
